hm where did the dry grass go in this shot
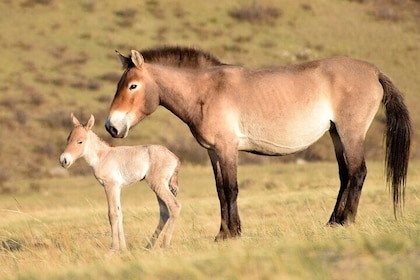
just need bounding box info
[1,162,419,279]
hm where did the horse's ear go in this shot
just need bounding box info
[85,114,95,130]
[115,50,131,69]
[71,113,81,127]
[131,50,144,69]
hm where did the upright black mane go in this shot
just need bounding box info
[133,46,224,68]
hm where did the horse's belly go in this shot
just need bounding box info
[237,118,331,156]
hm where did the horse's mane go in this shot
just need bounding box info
[130,46,224,69]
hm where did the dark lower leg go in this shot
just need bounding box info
[329,161,367,225]
[208,150,231,240]
[209,149,241,240]
[328,124,350,225]
[216,185,230,240]
[226,183,241,237]
[342,162,367,222]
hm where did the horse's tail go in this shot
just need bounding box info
[379,72,412,217]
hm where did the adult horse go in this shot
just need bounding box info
[105,47,411,240]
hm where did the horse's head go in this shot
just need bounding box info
[105,50,159,138]
[60,114,94,168]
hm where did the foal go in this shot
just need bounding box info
[60,114,181,253]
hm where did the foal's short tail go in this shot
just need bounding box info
[379,72,412,217]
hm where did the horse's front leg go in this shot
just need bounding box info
[104,183,126,253]
[208,149,241,240]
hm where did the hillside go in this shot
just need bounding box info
[0,0,419,182]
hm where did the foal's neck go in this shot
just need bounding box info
[83,131,110,168]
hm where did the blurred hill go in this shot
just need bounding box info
[0,0,419,182]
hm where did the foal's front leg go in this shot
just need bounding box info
[104,183,126,253]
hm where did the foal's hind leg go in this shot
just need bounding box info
[146,185,181,249]
[328,123,367,225]
[168,165,179,196]
[146,196,169,249]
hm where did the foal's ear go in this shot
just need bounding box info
[85,114,95,130]
[115,50,131,69]
[131,50,144,69]
[71,113,81,127]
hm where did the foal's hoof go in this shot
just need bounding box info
[104,249,121,259]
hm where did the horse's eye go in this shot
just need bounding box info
[77,141,83,144]
[129,84,137,90]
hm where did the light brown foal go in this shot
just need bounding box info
[60,114,181,253]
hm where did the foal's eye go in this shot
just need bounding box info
[129,84,137,90]
[77,141,83,144]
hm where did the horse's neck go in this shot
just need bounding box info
[83,131,110,168]
[149,65,202,125]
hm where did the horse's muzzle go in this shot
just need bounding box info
[105,122,119,137]
[105,119,128,138]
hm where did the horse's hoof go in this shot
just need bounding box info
[214,229,241,241]
[214,231,229,241]
[326,220,346,227]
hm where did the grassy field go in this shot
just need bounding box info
[1,162,419,279]
[1,0,420,279]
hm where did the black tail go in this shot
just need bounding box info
[379,72,412,217]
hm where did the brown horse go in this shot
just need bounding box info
[105,47,411,240]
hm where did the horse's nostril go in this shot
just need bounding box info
[105,123,118,137]
[110,126,118,137]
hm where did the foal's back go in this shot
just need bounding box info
[96,144,179,186]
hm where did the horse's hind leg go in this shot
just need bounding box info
[328,123,367,225]
[328,123,349,224]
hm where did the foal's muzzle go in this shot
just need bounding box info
[59,153,73,168]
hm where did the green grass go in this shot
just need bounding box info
[1,162,419,279]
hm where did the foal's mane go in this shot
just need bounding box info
[129,46,224,69]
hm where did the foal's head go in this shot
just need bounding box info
[60,114,95,168]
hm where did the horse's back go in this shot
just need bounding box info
[211,57,383,155]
